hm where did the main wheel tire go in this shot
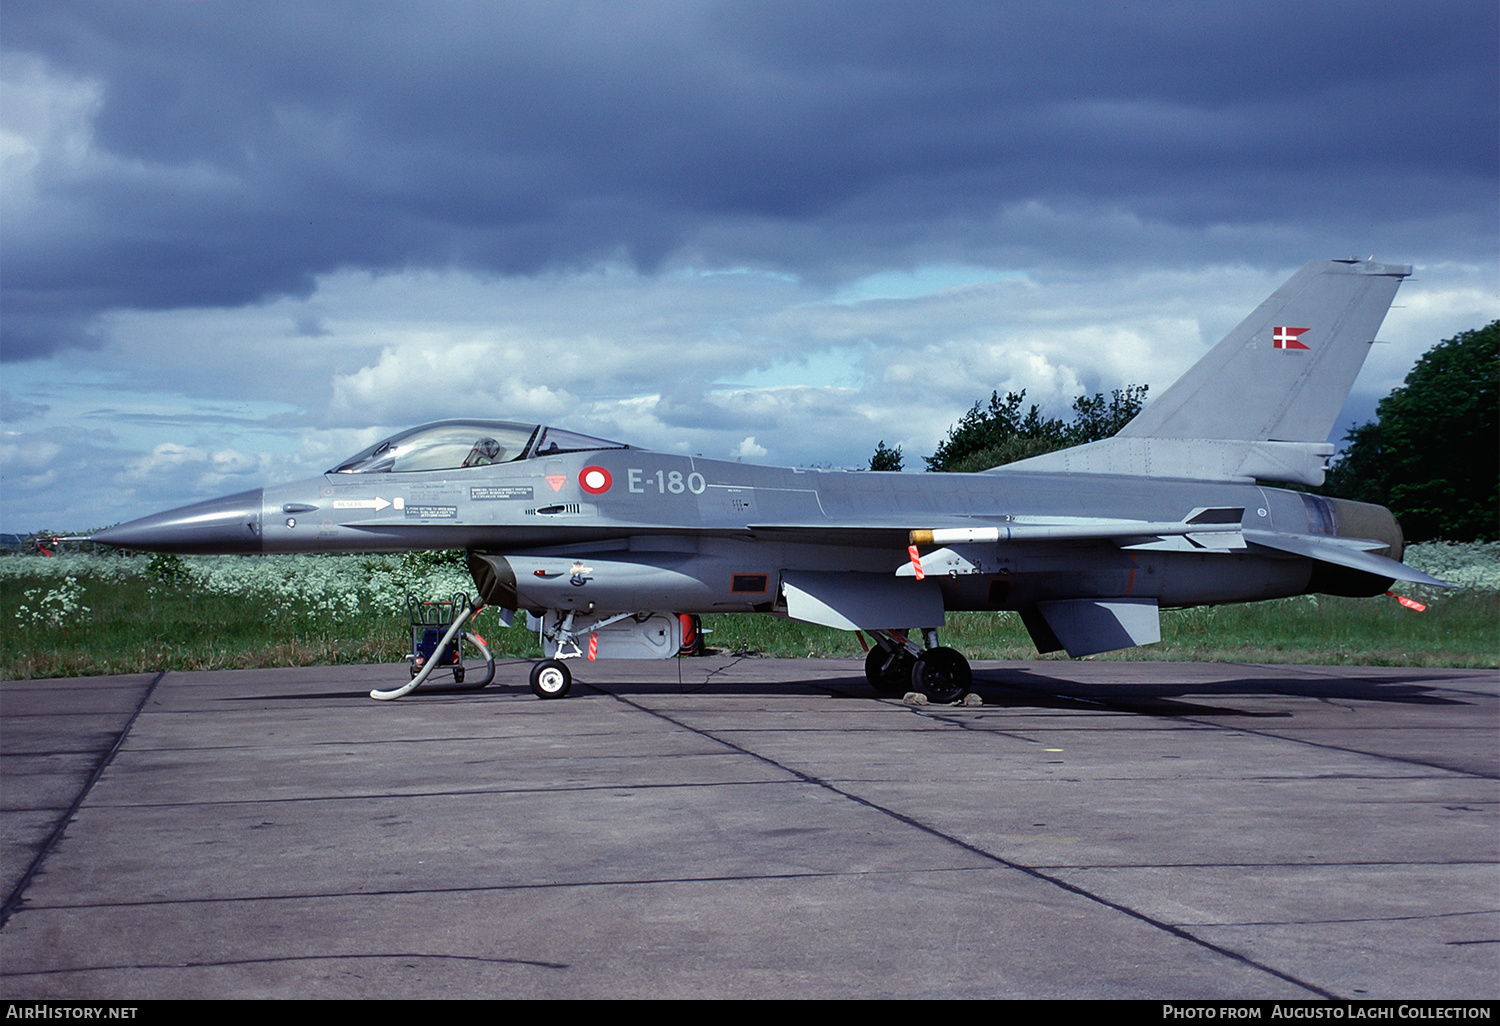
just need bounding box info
[529,659,573,699]
[865,645,915,695]
[911,647,972,703]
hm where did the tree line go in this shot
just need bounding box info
[869,384,1149,475]
[870,322,1497,543]
[1319,321,1496,543]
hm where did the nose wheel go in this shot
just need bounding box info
[529,659,573,699]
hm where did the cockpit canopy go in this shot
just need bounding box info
[330,420,627,474]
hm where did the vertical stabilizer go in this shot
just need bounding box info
[1000,259,1410,485]
[1117,259,1410,443]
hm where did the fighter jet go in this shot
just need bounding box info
[95,258,1445,701]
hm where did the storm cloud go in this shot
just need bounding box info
[1,1,1495,527]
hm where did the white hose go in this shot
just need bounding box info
[370,601,475,701]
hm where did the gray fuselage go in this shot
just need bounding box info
[190,447,1389,616]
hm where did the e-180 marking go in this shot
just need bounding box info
[627,469,707,495]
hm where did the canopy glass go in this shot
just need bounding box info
[331,421,626,474]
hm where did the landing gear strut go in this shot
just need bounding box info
[522,609,684,699]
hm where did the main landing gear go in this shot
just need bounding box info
[863,628,972,703]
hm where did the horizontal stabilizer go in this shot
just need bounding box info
[1244,530,1449,587]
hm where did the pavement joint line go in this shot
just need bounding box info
[3,951,571,980]
[1,670,167,928]
[1147,715,1498,781]
[588,681,1343,1000]
[55,776,804,810]
[14,863,1498,915]
[1184,907,1500,929]
[6,866,971,912]
[983,677,1500,781]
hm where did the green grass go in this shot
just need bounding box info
[2,556,1494,680]
[0,573,545,680]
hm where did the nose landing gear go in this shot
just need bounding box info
[529,659,573,699]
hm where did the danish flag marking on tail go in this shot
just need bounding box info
[1273,326,1310,350]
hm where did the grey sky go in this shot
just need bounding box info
[2,1,1495,528]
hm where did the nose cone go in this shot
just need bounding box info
[95,489,265,553]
